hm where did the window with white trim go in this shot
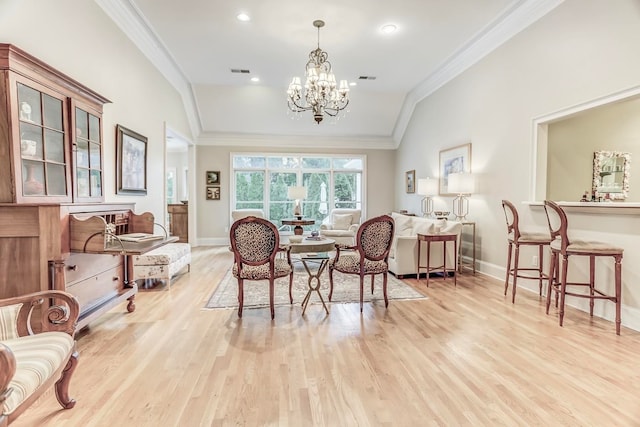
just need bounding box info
[231,154,364,231]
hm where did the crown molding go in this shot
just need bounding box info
[392,0,564,146]
[98,0,562,149]
[197,132,396,150]
[96,0,201,138]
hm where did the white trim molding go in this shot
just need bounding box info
[393,0,564,146]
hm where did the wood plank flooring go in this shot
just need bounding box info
[13,246,640,426]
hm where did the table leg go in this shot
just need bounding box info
[300,259,329,315]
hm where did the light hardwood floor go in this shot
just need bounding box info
[13,246,640,426]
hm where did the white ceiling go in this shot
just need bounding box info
[100,0,562,147]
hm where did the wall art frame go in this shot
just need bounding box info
[116,124,147,195]
[206,171,220,185]
[439,143,471,195]
[406,170,416,193]
[206,185,220,200]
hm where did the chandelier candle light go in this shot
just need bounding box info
[287,186,307,219]
[287,20,350,124]
[448,172,475,221]
[417,178,438,217]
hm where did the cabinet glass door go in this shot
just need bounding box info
[17,83,69,198]
[74,106,103,201]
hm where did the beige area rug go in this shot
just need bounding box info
[205,262,426,310]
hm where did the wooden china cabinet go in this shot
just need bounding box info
[0,44,142,329]
[0,44,108,203]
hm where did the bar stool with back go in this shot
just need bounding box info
[501,200,552,303]
[543,200,624,335]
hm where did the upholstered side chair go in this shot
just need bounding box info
[229,216,293,319]
[319,208,362,246]
[328,214,394,312]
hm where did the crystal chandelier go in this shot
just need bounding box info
[287,20,350,124]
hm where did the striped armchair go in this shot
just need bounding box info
[0,291,79,426]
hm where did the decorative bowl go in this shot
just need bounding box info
[289,235,304,243]
[433,211,450,219]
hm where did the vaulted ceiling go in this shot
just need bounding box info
[98,0,561,148]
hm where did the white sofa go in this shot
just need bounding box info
[319,208,362,246]
[388,212,462,278]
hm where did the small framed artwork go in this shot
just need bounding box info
[116,124,147,195]
[439,143,471,195]
[206,171,220,185]
[406,170,416,193]
[206,186,221,200]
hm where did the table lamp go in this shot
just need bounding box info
[448,172,475,221]
[417,178,438,217]
[287,186,307,219]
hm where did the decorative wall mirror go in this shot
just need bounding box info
[592,150,631,200]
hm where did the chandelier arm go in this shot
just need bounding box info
[288,97,314,112]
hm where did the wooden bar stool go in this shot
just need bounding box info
[543,200,624,335]
[501,200,551,303]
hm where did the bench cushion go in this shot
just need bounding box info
[2,332,74,416]
[133,243,191,266]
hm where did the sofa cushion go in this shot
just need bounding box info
[0,303,22,340]
[332,214,353,230]
[391,212,413,236]
[413,218,435,235]
[2,332,74,416]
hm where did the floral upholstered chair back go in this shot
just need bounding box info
[356,215,395,262]
[230,216,278,266]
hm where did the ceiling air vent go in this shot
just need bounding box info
[358,76,376,80]
[231,69,250,74]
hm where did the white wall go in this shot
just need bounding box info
[0,0,192,223]
[396,0,640,330]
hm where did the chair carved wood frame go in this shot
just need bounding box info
[328,215,395,312]
[229,216,294,319]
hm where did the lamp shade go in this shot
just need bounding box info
[417,178,438,196]
[448,172,475,194]
[287,186,307,200]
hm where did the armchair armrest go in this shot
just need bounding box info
[277,244,292,263]
[319,224,332,231]
[0,291,79,337]
[0,342,16,409]
[334,243,358,261]
[347,224,359,232]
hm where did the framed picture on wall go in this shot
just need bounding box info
[439,143,471,195]
[206,186,220,200]
[116,124,147,195]
[406,170,416,193]
[206,171,220,185]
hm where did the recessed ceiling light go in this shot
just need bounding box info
[250,77,260,83]
[381,24,397,34]
[349,82,357,87]
[237,13,250,22]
